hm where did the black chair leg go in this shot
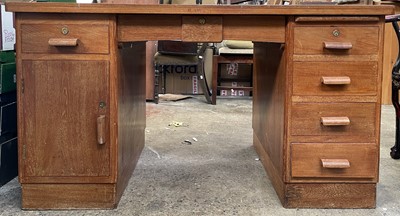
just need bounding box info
[391,83,400,159]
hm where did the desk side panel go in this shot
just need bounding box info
[252,42,287,203]
[116,42,147,202]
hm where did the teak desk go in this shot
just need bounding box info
[6,2,394,210]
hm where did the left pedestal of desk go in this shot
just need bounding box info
[15,13,146,210]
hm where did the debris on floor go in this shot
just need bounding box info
[169,121,185,127]
[147,146,161,159]
[182,140,192,145]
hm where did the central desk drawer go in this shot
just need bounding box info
[293,26,379,55]
[291,102,376,142]
[182,16,222,42]
[291,143,378,180]
[21,24,109,54]
[293,61,378,96]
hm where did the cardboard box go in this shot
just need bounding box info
[0,137,18,187]
[220,81,251,96]
[164,65,203,94]
[0,5,15,51]
[162,48,213,95]
[0,62,16,94]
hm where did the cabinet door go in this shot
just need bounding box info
[20,60,110,183]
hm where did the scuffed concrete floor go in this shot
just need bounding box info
[1,97,400,216]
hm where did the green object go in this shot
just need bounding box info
[0,52,15,64]
[0,62,16,94]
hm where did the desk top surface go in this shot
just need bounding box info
[6,2,394,15]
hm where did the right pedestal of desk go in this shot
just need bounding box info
[253,16,383,208]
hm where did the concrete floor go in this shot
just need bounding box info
[1,96,400,216]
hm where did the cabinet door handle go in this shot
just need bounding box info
[320,117,350,126]
[321,159,350,169]
[97,115,106,145]
[321,76,351,85]
[48,38,78,47]
[323,42,352,50]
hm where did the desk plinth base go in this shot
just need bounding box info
[253,133,376,209]
[21,183,118,210]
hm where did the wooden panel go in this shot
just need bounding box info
[22,183,116,209]
[382,5,400,105]
[146,41,157,100]
[291,143,378,179]
[293,26,379,55]
[6,3,395,16]
[253,133,286,205]
[21,60,111,182]
[21,24,109,54]
[284,183,376,208]
[182,15,222,42]
[116,42,146,202]
[290,103,376,142]
[118,15,181,41]
[293,61,378,96]
[252,42,287,186]
[103,0,158,3]
[295,16,380,22]
[223,16,285,42]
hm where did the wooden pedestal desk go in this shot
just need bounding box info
[6,2,394,210]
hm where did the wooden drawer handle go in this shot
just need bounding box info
[48,38,78,47]
[97,115,106,145]
[320,117,350,126]
[323,42,352,50]
[321,76,351,85]
[321,159,350,169]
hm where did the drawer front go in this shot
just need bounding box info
[21,24,109,54]
[291,103,376,141]
[293,61,378,96]
[293,26,379,55]
[182,16,222,42]
[291,143,377,179]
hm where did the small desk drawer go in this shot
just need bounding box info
[293,26,379,55]
[291,143,377,179]
[21,24,109,54]
[291,102,376,141]
[293,61,378,96]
